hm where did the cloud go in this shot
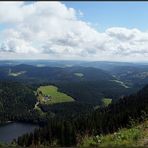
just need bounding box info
[0,2,148,61]
[106,27,148,57]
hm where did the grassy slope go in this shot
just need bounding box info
[79,120,148,147]
[37,85,74,104]
[102,98,112,107]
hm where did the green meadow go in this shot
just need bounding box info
[37,85,74,104]
[102,98,112,107]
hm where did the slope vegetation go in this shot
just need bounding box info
[79,120,148,147]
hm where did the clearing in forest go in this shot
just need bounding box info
[37,85,74,104]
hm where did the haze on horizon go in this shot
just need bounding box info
[0,1,148,62]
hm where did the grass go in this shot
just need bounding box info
[37,85,74,105]
[79,120,148,147]
[74,73,84,77]
[9,71,26,77]
[102,98,112,107]
[96,128,141,146]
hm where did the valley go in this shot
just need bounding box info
[0,60,147,147]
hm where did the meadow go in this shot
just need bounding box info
[102,98,112,107]
[37,85,74,104]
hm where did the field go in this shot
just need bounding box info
[37,85,74,104]
[8,71,26,77]
[102,98,112,107]
[74,73,84,77]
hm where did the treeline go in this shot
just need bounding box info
[17,84,148,147]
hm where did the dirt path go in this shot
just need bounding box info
[34,101,39,109]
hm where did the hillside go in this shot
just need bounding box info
[17,84,148,147]
[5,122,147,148]
[0,64,114,82]
[0,81,37,123]
[1,61,148,91]
[0,64,134,105]
[79,120,148,147]
[0,81,94,125]
[109,65,148,88]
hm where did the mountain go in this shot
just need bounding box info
[0,61,147,147]
[1,60,148,91]
[109,65,148,88]
[0,60,87,67]
[76,61,148,91]
[77,61,138,71]
[0,64,134,105]
[0,64,113,82]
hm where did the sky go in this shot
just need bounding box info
[64,2,148,32]
[0,1,148,61]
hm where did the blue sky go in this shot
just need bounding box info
[63,2,148,31]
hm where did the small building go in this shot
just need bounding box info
[44,95,52,100]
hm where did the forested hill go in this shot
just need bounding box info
[0,81,37,123]
[0,64,136,105]
[0,64,113,82]
[17,84,148,147]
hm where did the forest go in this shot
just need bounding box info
[16,83,148,147]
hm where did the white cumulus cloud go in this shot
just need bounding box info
[0,1,148,61]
